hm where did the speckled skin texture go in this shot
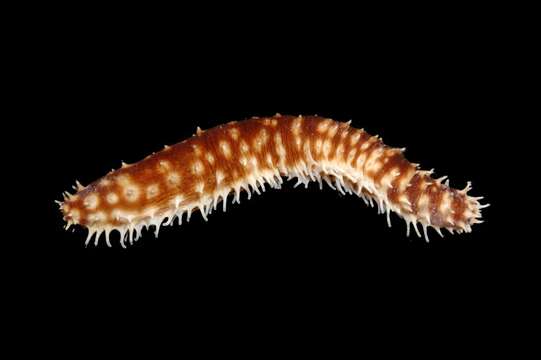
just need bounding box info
[58,114,488,247]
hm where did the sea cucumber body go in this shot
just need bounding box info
[59,115,487,246]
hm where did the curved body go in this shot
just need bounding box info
[58,115,487,247]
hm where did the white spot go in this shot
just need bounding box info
[240,141,250,154]
[254,129,269,152]
[399,195,412,210]
[215,170,225,185]
[106,193,119,204]
[239,156,248,167]
[417,194,429,210]
[347,148,357,164]
[380,172,395,188]
[322,139,332,157]
[315,139,323,154]
[206,153,215,164]
[274,133,283,145]
[266,153,274,166]
[335,143,345,159]
[355,152,368,169]
[295,135,302,150]
[369,160,383,173]
[398,169,415,191]
[192,160,205,175]
[303,140,312,159]
[365,148,384,171]
[220,140,232,159]
[157,161,171,173]
[111,209,136,224]
[327,124,339,138]
[171,195,184,208]
[264,118,278,127]
[111,209,122,221]
[277,145,287,158]
[317,120,331,133]
[274,133,286,157]
[124,185,140,202]
[360,140,373,151]
[146,184,160,199]
[440,192,452,213]
[228,127,240,140]
[83,194,99,210]
[99,178,112,187]
[167,172,181,186]
[195,182,205,194]
[192,144,203,157]
[350,132,361,146]
[88,211,106,224]
[116,174,131,186]
[291,116,303,135]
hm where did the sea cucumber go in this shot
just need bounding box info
[57,114,488,247]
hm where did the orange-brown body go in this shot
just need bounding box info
[59,115,487,246]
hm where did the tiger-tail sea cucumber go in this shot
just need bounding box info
[57,115,489,247]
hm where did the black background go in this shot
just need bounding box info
[12,6,529,351]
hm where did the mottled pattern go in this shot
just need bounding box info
[57,115,488,247]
